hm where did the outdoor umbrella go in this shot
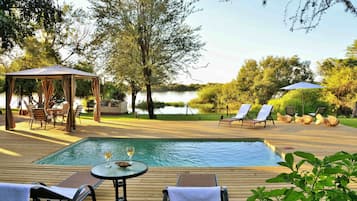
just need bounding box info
[281,81,323,115]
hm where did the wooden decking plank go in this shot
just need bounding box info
[0,115,356,200]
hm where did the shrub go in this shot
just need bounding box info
[269,90,329,116]
[248,151,357,201]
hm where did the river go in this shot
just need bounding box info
[125,91,199,114]
[1,91,199,115]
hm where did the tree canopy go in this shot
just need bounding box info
[90,0,204,118]
[191,55,314,112]
[0,0,62,52]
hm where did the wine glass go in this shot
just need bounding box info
[104,151,112,167]
[126,146,135,164]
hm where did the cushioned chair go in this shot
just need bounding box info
[162,174,229,201]
[243,104,275,128]
[308,106,326,118]
[31,171,102,201]
[30,108,52,129]
[56,101,70,123]
[218,104,251,127]
[75,105,83,124]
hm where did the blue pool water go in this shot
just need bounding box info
[35,138,282,167]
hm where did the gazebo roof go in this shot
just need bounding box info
[6,65,97,79]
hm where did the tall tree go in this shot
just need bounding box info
[318,57,357,115]
[236,56,313,104]
[106,32,143,113]
[0,0,62,52]
[346,40,357,59]
[90,0,204,118]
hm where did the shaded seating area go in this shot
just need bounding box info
[0,171,102,201]
[163,174,229,201]
[243,104,275,128]
[5,65,101,132]
[218,104,251,127]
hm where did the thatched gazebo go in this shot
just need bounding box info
[5,65,101,132]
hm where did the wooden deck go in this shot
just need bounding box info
[0,114,357,201]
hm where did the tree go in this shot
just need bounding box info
[346,40,357,59]
[8,36,59,106]
[318,58,357,116]
[236,56,313,105]
[0,0,62,52]
[90,0,204,119]
[106,30,144,113]
[235,59,261,104]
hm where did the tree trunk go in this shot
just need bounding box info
[352,102,357,117]
[131,91,136,113]
[146,83,155,119]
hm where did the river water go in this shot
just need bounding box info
[1,91,199,115]
[125,91,199,114]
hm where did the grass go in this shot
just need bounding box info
[83,113,223,121]
[81,112,357,128]
[339,118,357,128]
[4,108,356,128]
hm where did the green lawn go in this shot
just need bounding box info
[339,118,357,128]
[82,113,357,128]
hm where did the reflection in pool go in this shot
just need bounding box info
[35,138,282,167]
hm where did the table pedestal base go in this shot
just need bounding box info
[113,179,127,201]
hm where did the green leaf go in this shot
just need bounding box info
[324,152,350,163]
[266,188,287,197]
[284,189,305,201]
[278,161,291,169]
[323,167,343,175]
[295,160,305,170]
[294,151,316,163]
[285,153,294,169]
[266,173,290,183]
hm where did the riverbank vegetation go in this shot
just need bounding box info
[190,42,357,118]
[135,101,185,110]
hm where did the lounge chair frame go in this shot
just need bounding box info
[162,174,229,201]
[243,104,275,128]
[218,104,251,127]
[31,171,102,201]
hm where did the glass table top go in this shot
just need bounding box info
[91,161,148,180]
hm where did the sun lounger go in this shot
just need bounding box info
[218,104,251,127]
[31,171,103,201]
[162,174,229,201]
[243,104,275,128]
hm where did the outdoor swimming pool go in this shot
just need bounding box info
[35,138,282,167]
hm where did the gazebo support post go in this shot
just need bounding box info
[5,76,14,130]
[64,75,75,132]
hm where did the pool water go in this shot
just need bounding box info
[35,138,282,167]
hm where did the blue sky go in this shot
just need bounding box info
[70,0,357,84]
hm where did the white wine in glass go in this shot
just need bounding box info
[104,151,112,167]
[126,146,135,164]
